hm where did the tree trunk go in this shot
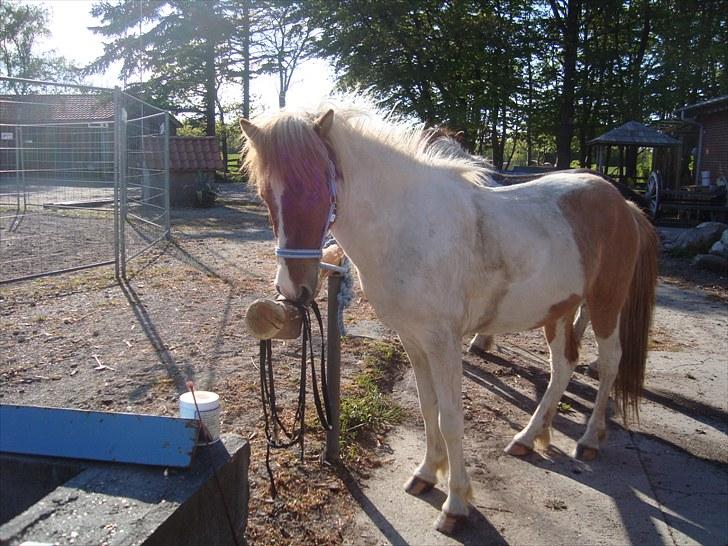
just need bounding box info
[278,50,287,108]
[526,55,534,166]
[204,41,217,136]
[218,103,228,173]
[242,0,250,119]
[554,0,581,169]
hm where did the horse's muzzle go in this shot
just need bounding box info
[276,283,314,306]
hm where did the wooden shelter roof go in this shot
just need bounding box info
[677,95,728,117]
[588,121,679,147]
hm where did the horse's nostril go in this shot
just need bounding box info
[275,284,282,295]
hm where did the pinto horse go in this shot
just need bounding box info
[240,103,658,534]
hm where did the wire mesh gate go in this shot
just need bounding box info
[0,77,169,283]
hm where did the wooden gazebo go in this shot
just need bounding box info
[589,120,727,222]
[588,121,680,189]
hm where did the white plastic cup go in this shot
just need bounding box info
[179,391,221,444]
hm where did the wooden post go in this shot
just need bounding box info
[325,274,342,463]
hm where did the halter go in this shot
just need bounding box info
[274,159,342,272]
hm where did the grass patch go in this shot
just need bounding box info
[339,339,408,462]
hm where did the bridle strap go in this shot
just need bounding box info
[275,248,323,259]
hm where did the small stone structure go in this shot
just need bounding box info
[170,137,224,207]
[1,434,249,545]
[161,137,224,207]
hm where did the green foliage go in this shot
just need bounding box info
[81,0,725,165]
[339,340,407,461]
[307,0,727,166]
[0,0,82,92]
[89,0,242,133]
[195,171,218,207]
[176,121,207,137]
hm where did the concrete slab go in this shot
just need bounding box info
[0,434,249,546]
[351,282,728,545]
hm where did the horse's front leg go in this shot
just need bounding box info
[424,335,472,534]
[399,337,447,495]
[505,315,578,455]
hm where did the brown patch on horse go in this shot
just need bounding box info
[559,180,657,421]
[559,180,638,339]
[260,185,279,236]
[241,113,331,199]
[536,294,581,361]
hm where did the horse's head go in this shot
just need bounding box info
[240,109,336,305]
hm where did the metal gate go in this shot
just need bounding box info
[0,77,169,283]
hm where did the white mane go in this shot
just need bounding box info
[312,95,495,186]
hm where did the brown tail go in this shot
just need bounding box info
[615,203,659,422]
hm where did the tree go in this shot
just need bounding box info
[308,0,533,167]
[258,1,315,108]
[89,0,238,136]
[0,0,81,93]
[543,0,582,168]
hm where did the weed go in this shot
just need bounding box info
[557,401,573,413]
[339,339,407,461]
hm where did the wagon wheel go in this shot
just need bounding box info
[646,171,662,219]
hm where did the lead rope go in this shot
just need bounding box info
[259,301,332,498]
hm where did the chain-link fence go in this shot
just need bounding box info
[0,77,169,283]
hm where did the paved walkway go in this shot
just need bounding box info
[352,283,728,545]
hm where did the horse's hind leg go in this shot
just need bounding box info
[468,333,493,354]
[575,325,621,460]
[399,337,447,495]
[505,315,578,455]
[573,304,590,344]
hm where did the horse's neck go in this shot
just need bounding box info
[329,131,421,268]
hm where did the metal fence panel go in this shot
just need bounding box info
[0,77,169,283]
[117,92,169,278]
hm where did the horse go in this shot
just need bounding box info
[420,127,600,356]
[240,101,658,534]
[418,127,651,357]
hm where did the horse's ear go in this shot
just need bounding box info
[314,109,334,137]
[240,118,262,143]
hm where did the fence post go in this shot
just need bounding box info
[113,88,121,281]
[164,113,171,237]
[325,274,342,463]
[118,102,128,279]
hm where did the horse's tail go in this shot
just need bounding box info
[615,202,659,423]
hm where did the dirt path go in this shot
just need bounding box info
[351,283,728,545]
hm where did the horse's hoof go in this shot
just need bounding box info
[504,440,532,457]
[404,475,435,496]
[575,444,599,461]
[435,511,468,535]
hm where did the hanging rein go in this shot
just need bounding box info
[258,300,334,497]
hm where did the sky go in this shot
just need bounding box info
[33,0,335,113]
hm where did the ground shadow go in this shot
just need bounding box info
[465,347,728,545]
[337,466,409,545]
[337,466,508,545]
[120,279,193,394]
